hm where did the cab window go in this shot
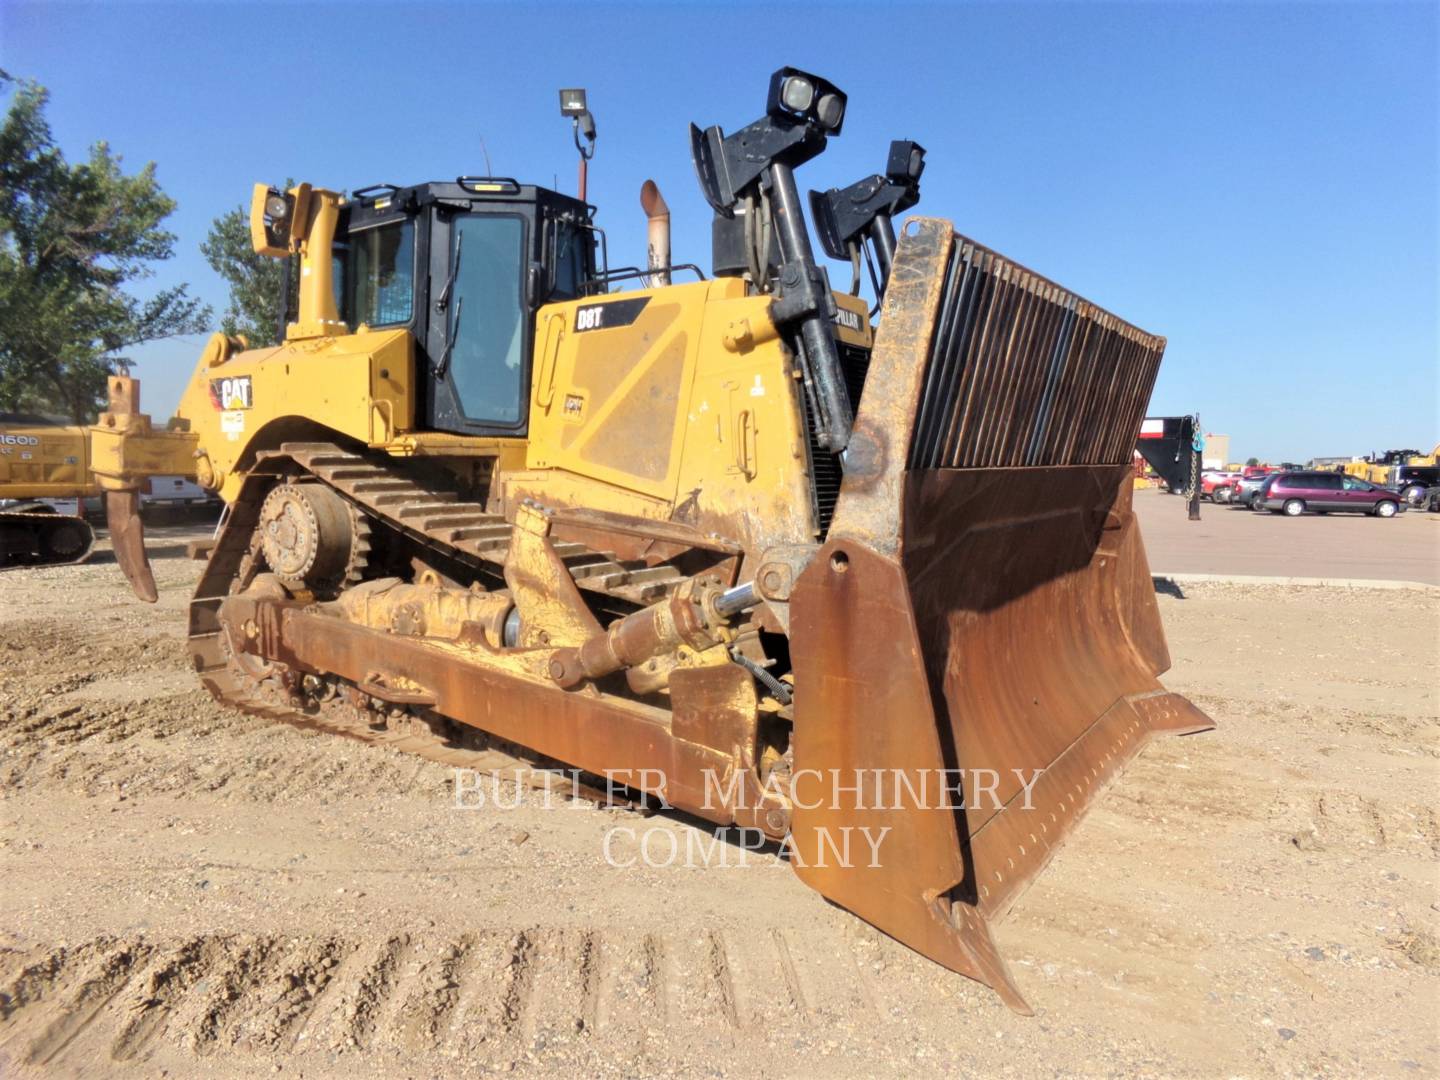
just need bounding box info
[550,220,589,301]
[349,220,415,327]
[446,215,525,424]
[1342,476,1372,491]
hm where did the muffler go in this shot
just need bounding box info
[640,179,670,287]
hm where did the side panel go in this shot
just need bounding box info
[527,283,707,501]
[176,329,415,503]
[0,419,90,499]
[523,280,824,552]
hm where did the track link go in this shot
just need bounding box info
[271,442,686,606]
[0,510,96,570]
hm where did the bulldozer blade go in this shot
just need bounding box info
[105,489,158,603]
[786,218,1213,1012]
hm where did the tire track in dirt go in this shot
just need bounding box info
[0,926,892,1071]
[3,941,153,1070]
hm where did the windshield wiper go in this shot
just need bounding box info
[435,229,464,313]
[435,296,463,379]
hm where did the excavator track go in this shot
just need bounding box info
[184,442,688,786]
[0,509,96,570]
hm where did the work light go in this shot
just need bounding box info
[886,140,926,183]
[558,88,588,117]
[765,67,847,134]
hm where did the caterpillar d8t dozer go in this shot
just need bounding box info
[93,67,1212,1012]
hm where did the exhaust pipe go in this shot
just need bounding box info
[640,179,670,287]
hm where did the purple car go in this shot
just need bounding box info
[1256,472,1405,518]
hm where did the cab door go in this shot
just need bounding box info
[1340,474,1377,510]
[425,210,531,437]
[1311,473,1345,508]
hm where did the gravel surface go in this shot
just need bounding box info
[1,542,1436,1077]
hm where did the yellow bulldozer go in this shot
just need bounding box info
[83,68,1211,1013]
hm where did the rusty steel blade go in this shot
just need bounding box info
[786,218,1214,1013]
[105,489,158,603]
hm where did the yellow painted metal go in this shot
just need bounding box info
[173,329,414,503]
[89,413,198,491]
[90,173,878,561]
[503,503,603,648]
[335,574,515,647]
[0,416,92,499]
[249,183,288,257]
[288,188,343,340]
[523,279,871,549]
[249,181,345,340]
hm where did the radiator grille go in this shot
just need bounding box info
[806,342,871,537]
[908,236,1165,470]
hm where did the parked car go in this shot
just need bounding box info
[1213,465,1275,504]
[1201,470,1242,502]
[1391,465,1440,507]
[1230,473,1273,509]
[1255,472,1405,517]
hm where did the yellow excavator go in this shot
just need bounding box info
[84,68,1211,1013]
[1,414,99,568]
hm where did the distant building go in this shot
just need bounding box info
[1201,433,1230,470]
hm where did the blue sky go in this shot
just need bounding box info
[3,1,1435,462]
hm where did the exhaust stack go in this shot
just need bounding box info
[640,180,671,287]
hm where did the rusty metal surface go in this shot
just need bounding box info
[909,237,1164,470]
[185,454,770,831]
[900,466,1212,918]
[788,542,1033,1014]
[98,375,159,602]
[827,219,953,555]
[164,207,1204,1019]
[546,505,743,554]
[902,465,1167,835]
[266,444,691,606]
[259,605,747,822]
[782,216,1213,1012]
[104,489,157,603]
[504,503,603,648]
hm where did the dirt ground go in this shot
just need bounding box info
[1,538,1437,1078]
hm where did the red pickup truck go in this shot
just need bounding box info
[1201,470,1242,501]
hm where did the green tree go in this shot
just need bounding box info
[0,73,211,422]
[200,190,291,347]
[1245,456,1259,467]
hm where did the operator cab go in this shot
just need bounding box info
[329,178,597,438]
